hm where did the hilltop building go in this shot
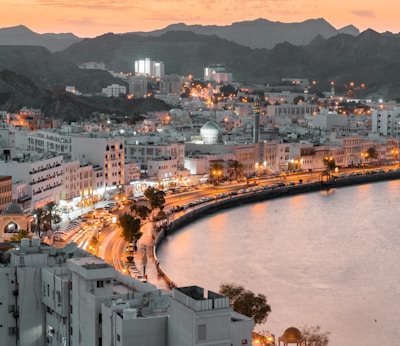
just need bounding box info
[101,84,127,97]
[204,64,233,83]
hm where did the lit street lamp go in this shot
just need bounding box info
[391,149,398,162]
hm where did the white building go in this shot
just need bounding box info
[70,135,125,193]
[204,64,233,83]
[265,103,318,117]
[147,158,178,181]
[0,153,63,210]
[168,286,253,346]
[27,129,72,154]
[311,108,349,131]
[125,140,185,173]
[134,58,165,78]
[371,106,400,137]
[101,84,127,97]
[0,239,253,346]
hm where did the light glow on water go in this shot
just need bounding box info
[157,181,400,346]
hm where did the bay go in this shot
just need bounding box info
[157,180,400,346]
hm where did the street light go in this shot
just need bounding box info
[391,149,398,162]
[361,152,369,165]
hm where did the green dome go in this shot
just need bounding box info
[3,203,24,215]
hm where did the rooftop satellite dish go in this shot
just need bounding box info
[62,242,78,254]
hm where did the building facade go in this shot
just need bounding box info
[0,240,253,346]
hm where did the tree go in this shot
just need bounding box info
[323,156,336,171]
[10,229,31,241]
[219,283,271,325]
[300,325,330,346]
[130,204,151,220]
[227,160,244,182]
[367,147,379,162]
[220,84,237,97]
[144,187,165,210]
[144,187,166,220]
[119,213,143,244]
[32,203,54,237]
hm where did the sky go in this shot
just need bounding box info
[2,0,399,38]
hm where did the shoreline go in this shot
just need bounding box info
[152,170,400,288]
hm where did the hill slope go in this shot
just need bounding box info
[0,70,171,121]
[57,29,400,99]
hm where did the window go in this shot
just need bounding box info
[98,313,102,324]
[198,324,206,341]
[117,334,121,342]
[97,280,104,288]
[8,327,16,335]
[241,340,248,344]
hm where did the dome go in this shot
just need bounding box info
[200,121,221,144]
[283,327,302,340]
[200,121,221,136]
[279,326,305,344]
[3,203,24,215]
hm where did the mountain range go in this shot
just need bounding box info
[0,18,360,51]
[1,19,400,119]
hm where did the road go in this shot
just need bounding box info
[59,164,400,290]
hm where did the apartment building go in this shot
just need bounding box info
[159,75,182,95]
[70,135,125,191]
[371,106,400,137]
[101,84,127,97]
[124,140,185,173]
[0,153,63,210]
[0,239,253,346]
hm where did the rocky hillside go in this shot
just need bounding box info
[0,70,171,121]
[58,29,400,99]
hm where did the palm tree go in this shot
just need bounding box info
[32,206,52,237]
[10,229,31,241]
[227,160,244,182]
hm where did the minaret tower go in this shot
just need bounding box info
[253,95,261,143]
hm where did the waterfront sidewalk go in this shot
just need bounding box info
[133,219,173,291]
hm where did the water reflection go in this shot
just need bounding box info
[157,181,400,346]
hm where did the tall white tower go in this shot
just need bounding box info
[253,95,261,143]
